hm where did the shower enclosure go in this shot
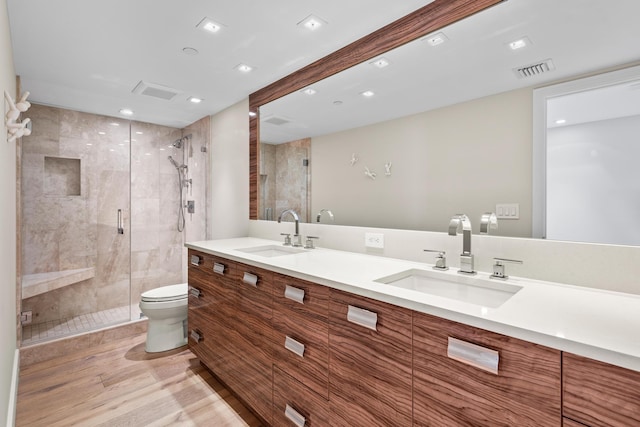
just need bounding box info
[19,104,209,345]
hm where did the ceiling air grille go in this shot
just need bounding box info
[514,59,555,79]
[132,80,181,100]
[262,115,291,126]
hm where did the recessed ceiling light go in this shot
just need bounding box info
[235,63,253,73]
[423,32,448,47]
[188,96,203,103]
[298,14,327,31]
[361,90,375,98]
[182,47,199,56]
[301,88,316,95]
[119,108,134,116]
[508,36,532,51]
[370,57,390,69]
[197,17,225,33]
[555,119,567,125]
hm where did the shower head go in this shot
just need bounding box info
[172,139,182,148]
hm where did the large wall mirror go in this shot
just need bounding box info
[249,0,640,244]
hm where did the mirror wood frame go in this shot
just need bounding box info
[248,0,506,220]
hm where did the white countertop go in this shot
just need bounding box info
[187,237,640,372]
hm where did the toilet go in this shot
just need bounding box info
[139,283,188,353]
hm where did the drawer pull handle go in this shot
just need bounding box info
[190,255,201,266]
[213,262,226,275]
[242,272,258,287]
[284,285,305,304]
[189,287,201,298]
[284,404,306,427]
[190,330,202,343]
[347,305,378,331]
[447,337,499,375]
[284,336,305,358]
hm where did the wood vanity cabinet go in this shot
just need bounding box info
[272,273,330,399]
[271,273,330,426]
[563,352,640,427]
[187,250,274,425]
[329,289,413,427]
[187,250,237,384]
[413,311,562,426]
[223,261,274,425]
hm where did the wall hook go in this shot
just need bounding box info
[4,90,32,143]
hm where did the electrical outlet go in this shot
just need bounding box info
[365,232,384,249]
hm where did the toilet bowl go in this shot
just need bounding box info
[139,283,188,353]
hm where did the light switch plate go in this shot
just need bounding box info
[365,232,384,248]
[496,203,520,219]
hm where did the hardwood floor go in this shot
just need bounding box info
[16,333,263,426]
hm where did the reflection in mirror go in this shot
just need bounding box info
[256,0,640,241]
[533,65,640,246]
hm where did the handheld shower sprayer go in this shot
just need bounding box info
[168,155,180,168]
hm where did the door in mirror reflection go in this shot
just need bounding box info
[535,65,640,245]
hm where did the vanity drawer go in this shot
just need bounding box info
[187,249,237,279]
[563,352,640,427]
[273,273,329,321]
[329,289,412,427]
[232,262,274,365]
[273,301,329,399]
[273,366,329,427]
[413,311,561,426]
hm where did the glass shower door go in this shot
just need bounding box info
[20,105,131,345]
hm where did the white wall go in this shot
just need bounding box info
[1,0,18,423]
[547,115,640,245]
[312,88,533,237]
[209,99,250,239]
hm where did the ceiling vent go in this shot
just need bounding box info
[262,115,291,126]
[132,81,181,100]
[514,59,555,79]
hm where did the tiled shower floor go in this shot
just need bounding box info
[22,304,143,346]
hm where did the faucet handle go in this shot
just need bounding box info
[280,233,292,246]
[304,236,319,249]
[491,257,523,280]
[424,249,448,271]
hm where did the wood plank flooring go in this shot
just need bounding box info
[16,333,263,426]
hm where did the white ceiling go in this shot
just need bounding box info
[260,0,640,143]
[6,0,431,128]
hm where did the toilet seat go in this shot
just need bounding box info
[141,283,188,303]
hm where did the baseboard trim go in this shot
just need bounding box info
[6,348,19,427]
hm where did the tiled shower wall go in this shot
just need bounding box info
[21,104,209,328]
[260,138,310,222]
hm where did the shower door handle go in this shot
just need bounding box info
[117,209,124,234]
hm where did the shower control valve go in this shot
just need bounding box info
[280,233,292,246]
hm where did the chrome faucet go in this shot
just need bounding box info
[316,209,334,223]
[278,209,302,247]
[449,214,475,275]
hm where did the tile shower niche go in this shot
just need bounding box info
[44,156,81,196]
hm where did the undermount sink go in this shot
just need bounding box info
[374,268,522,308]
[235,244,306,257]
